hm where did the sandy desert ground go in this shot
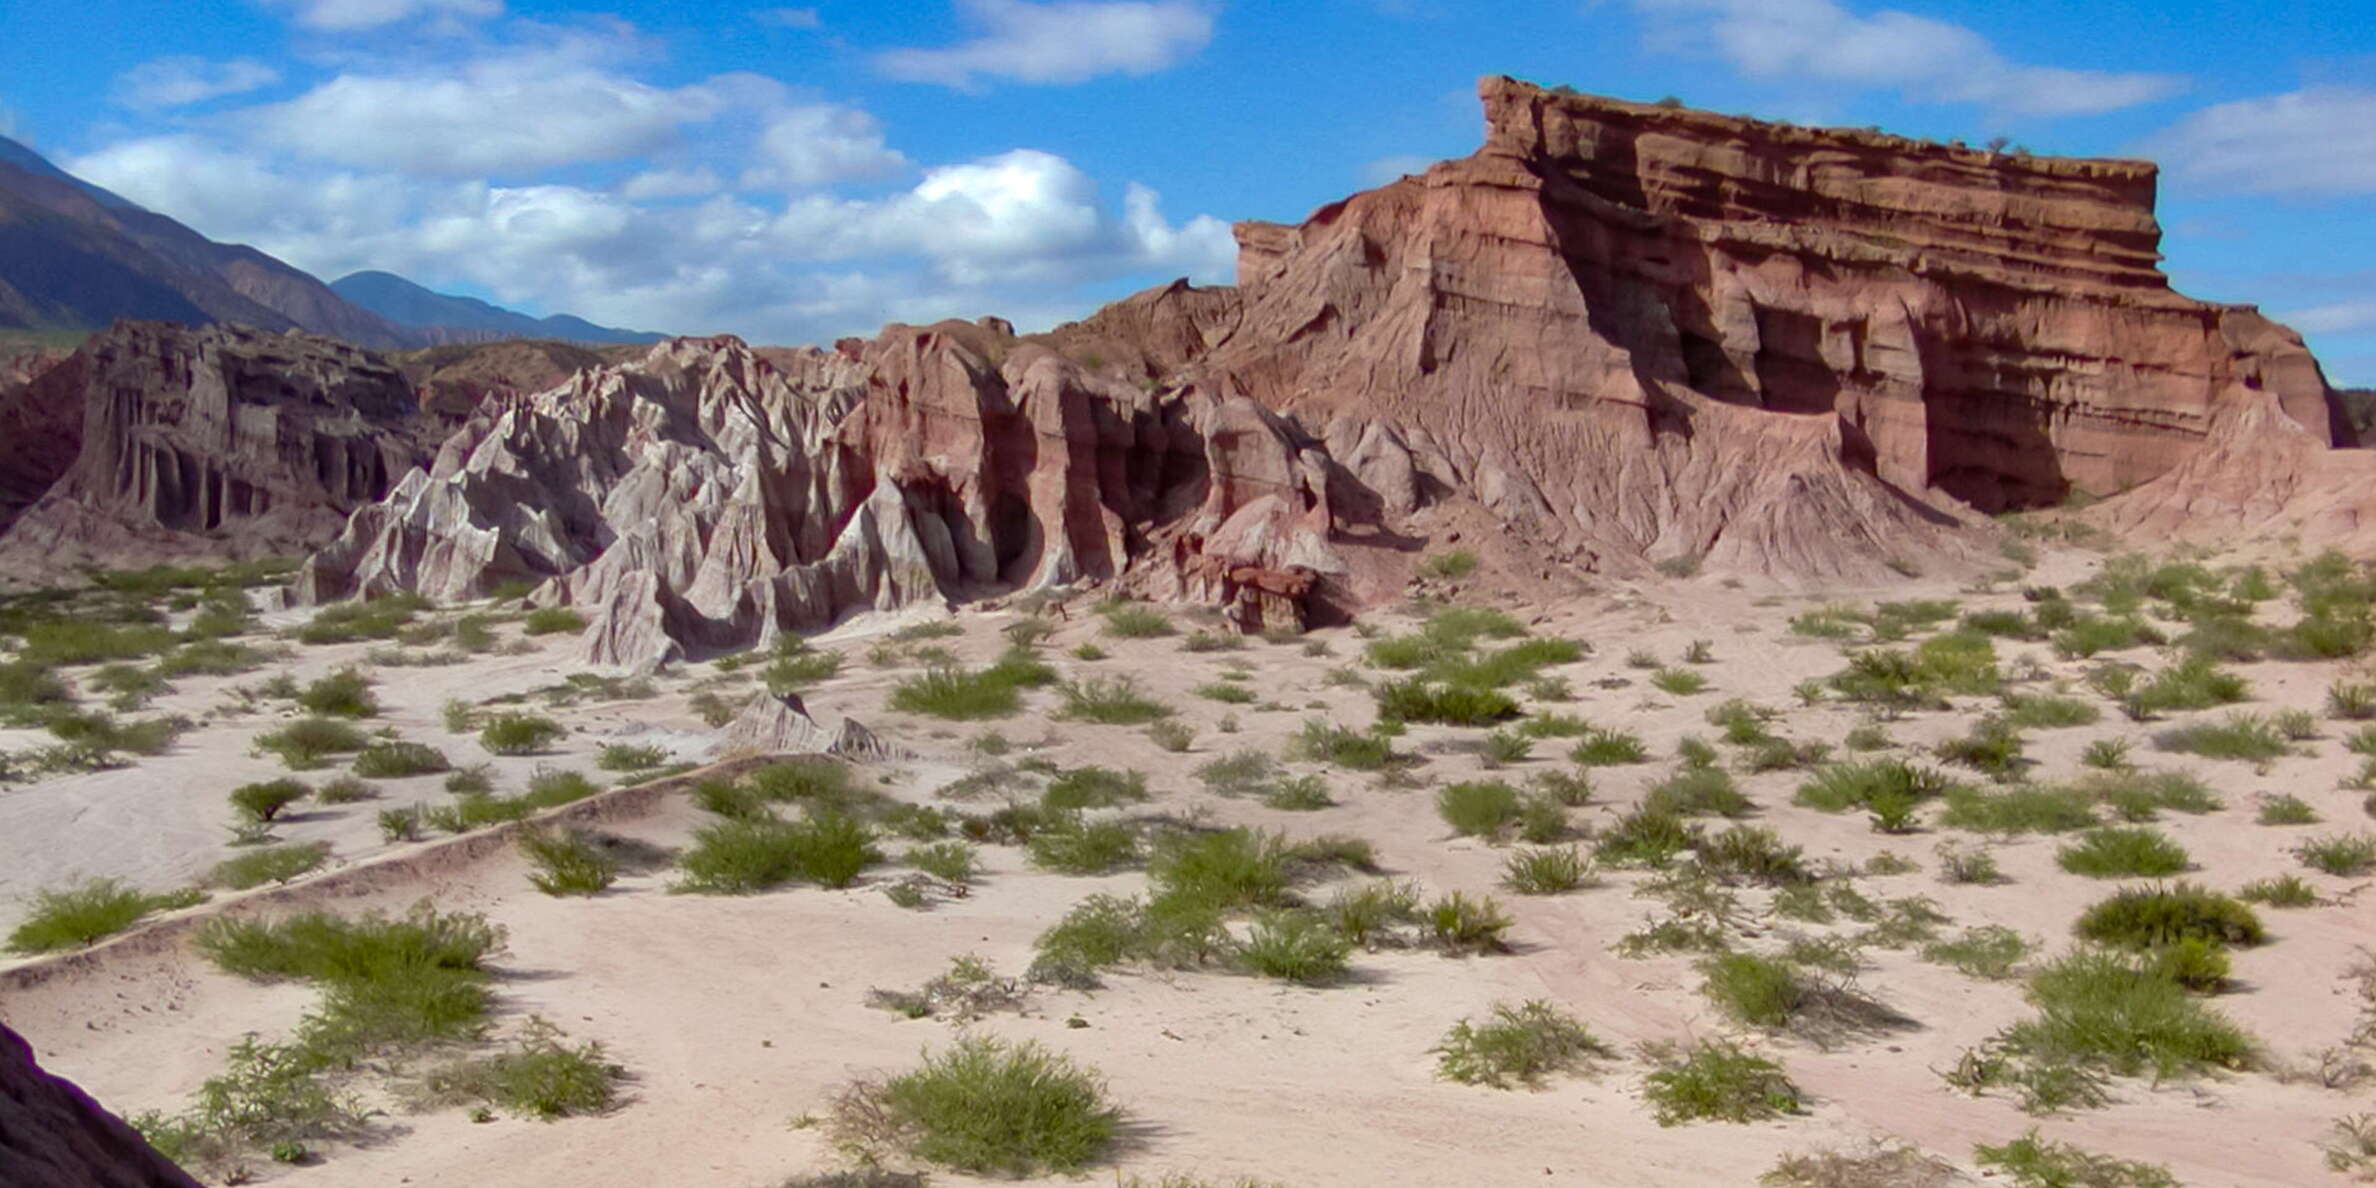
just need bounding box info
[4,540,2375,1187]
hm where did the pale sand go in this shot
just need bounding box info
[3,550,2372,1186]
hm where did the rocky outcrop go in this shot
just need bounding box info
[0,322,433,576]
[1188,79,2335,564]
[389,339,643,430]
[292,78,2350,662]
[297,329,1354,669]
[2091,387,2376,553]
[0,1020,200,1188]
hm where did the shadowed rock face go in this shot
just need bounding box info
[0,322,433,577]
[0,1021,200,1188]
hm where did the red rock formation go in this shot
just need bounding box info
[1,1021,200,1188]
[1172,78,2335,575]
[0,322,434,578]
[2092,386,2376,553]
[286,79,2355,661]
[298,326,1355,668]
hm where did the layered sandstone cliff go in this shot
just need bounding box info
[0,323,434,577]
[1196,79,2334,535]
[0,1021,200,1188]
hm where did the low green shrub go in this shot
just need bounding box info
[1374,677,1520,726]
[1938,784,2096,834]
[594,743,669,772]
[352,741,450,778]
[1043,766,1150,810]
[906,841,978,883]
[1643,764,1753,818]
[676,810,882,893]
[1236,912,1351,984]
[1995,949,2256,1083]
[1697,825,1811,886]
[2155,714,2290,763]
[521,607,587,636]
[1433,1000,1611,1088]
[1593,808,1702,868]
[1697,951,1808,1029]
[2073,883,2264,949]
[1194,749,1280,797]
[296,669,377,718]
[2235,873,2319,908]
[1501,846,1592,895]
[2296,831,2376,876]
[1642,1041,1802,1126]
[887,652,1056,720]
[1027,816,1141,875]
[1972,1130,2177,1188]
[835,1036,1118,1175]
[1324,879,1423,948]
[253,717,371,769]
[230,778,310,823]
[1147,828,1295,914]
[1099,603,1174,639]
[1437,780,1522,838]
[211,843,331,890]
[1425,891,1513,955]
[419,1017,620,1120]
[1054,676,1172,725]
[478,713,565,756]
[518,828,617,896]
[293,593,428,644]
[2000,693,2100,729]
[2056,827,2190,878]
[2076,768,2221,821]
[1287,719,1397,770]
[1568,726,1648,766]
[1922,925,2031,980]
[5,878,202,952]
[1264,774,1333,811]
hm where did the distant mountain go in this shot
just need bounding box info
[0,134,414,348]
[332,271,666,346]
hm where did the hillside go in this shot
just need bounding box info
[332,270,666,347]
[0,135,412,348]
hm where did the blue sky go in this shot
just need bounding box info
[0,1,2369,384]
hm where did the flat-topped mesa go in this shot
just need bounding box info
[1478,78,2170,296]
[1219,76,2336,525]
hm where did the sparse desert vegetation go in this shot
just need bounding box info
[4,542,2374,1187]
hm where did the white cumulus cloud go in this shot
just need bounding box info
[2144,87,2376,198]
[2282,298,2376,336]
[1631,0,2183,117]
[238,56,741,176]
[115,57,281,110]
[770,148,1231,287]
[263,0,502,31]
[69,135,1230,343]
[741,104,911,191]
[621,167,724,200]
[876,0,1214,89]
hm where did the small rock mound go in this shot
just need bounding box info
[714,694,911,763]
